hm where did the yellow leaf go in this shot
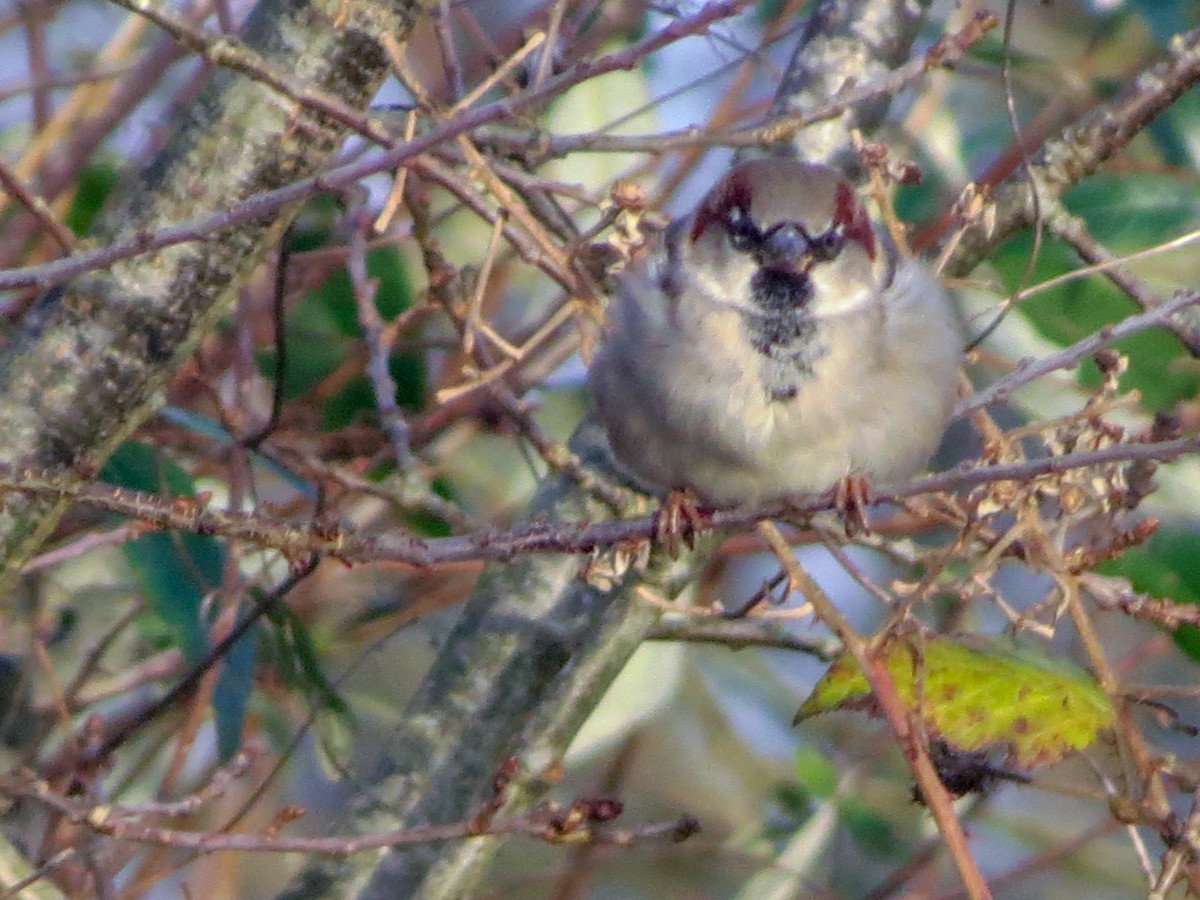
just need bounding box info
[795,636,1114,767]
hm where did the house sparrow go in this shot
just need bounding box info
[587,158,960,508]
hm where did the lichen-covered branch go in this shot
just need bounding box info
[0,0,749,295]
[278,418,695,898]
[769,0,934,171]
[317,15,1200,899]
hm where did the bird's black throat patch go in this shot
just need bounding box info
[750,266,811,313]
[744,267,824,401]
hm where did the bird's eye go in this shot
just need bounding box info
[724,205,761,253]
[806,225,845,263]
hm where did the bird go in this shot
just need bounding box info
[587,157,960,516]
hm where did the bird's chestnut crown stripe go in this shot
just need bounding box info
[690,168,754,243]
[833,181,876,261]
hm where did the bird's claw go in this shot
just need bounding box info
[833,475,872,536]
[654,488,707,557]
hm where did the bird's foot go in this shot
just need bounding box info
[653,488,708,558]
[833,475,872,536]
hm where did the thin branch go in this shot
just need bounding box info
[240,235,293,449]
[108,0,392,144]
[3,436,1193,567]
[1042,204,1200,356]
[0,847,72,900]
[942,26,1200,277]
[765,0,974,172]
[1084,573,1200,631]
[5,775,700,855]
[0,155,78,252]
[477,11,996,165]
[433,0,464,101]
[346,206,416,471]
[646,618,841,659]
[485,387,640,512]
[0,62,133,104]
[39,559,319,778]
[787,558,992,897]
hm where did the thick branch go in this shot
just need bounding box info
[768,0,934,171]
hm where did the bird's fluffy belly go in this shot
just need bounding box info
[593,299,957,505]
[641,354,945,504]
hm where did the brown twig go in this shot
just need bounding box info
[346,204,416,471]
[481,11,997,165]
[940,26,1200,277]
[2,437,1196,568]
[5,775,700,856]
[1042,201,1200,356]
[645,618,840,659]
[791,569,992,897]
[0,155,78,252]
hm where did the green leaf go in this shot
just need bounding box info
[286,194,343,251]
[320,350,425,431]
[103,440,196,496]
[960,32,1052,70]
[122,533,213,664]
[65,163,119,235]
[100,443,257,760]
[771,783,813,826]
[1131,0,1198,47]
[156,406,318,498]
[313,708,356,779]
[306,247,413,338]
[102,443,222,664]
[839,797,903,859]
[767,746,839,838]
[258,295,347,403]
[894,169,950,230]
[258,599,353,767]
[1068,173,1200,249]
[256,240,424,426]
[261,599,349,719]
[795,637,1114,767]
[212,612,258,762]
